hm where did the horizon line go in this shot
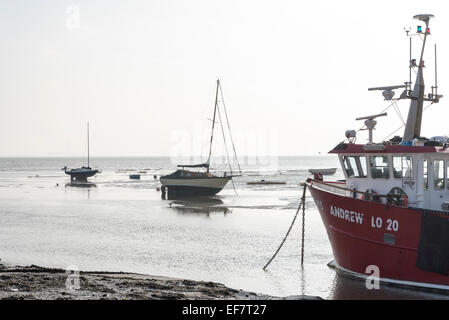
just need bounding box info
[0,154,332,158]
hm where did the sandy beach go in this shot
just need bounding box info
[0,263,321,300]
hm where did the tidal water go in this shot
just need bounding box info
[0,156,447,300]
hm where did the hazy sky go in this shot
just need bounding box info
[1,0,448,157]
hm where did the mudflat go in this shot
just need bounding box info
[0,264,320,300]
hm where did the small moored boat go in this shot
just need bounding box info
[247,180,286,185]
[63,122,99,182]
[64,166,98,181]
[308,168,337,175]
[160,164,231,197]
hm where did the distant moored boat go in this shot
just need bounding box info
[63,122,100,182]
[308,168,337,175]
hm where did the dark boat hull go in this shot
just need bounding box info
[162,185,224,199]
[160,177,231,199]
[65,169,98,181]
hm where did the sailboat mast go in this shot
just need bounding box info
[207,79,220,172]
[87,122,90,168]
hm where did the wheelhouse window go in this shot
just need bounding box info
[370,156,390,179]
[424,160,428,190]
[392,156,413,179]
[342,156,367,178]
[434,160,445,189]
[447,161,449,190]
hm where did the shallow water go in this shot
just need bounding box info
[0,156,447,299]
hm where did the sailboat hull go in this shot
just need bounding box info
[160,176,231,198]
[65,168,98,181]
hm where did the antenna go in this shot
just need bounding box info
[434,44,438,97]
[356,113,387,144]
[368,85,406,91]
[409,37,412,91]
[368,85,406,100]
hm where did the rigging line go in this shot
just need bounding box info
[220,175,238,196]
[218,82,242,175]
[392,103,402,124]
[216,96,234,177]
[230,176,238,196]
[393,101,405,125]
[356,100,398,132]
[382,124,405,142]
[424,101,435,111]
[382,101,435,141]
[395,101,405,124]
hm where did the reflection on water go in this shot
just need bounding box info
[64,182,97,188]
[329,272,449,300]
[64,182,97,199]
[168,197,230,216]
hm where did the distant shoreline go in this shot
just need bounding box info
[0,155,334,159]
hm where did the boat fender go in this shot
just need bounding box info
[347,183,357,199]
[362,188,377,201]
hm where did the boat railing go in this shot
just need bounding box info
[307,179,406,205]
[308,179,355,198]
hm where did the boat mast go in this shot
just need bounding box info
[402,14,432,143]
[206,79,220,172]
[87,122,90,168]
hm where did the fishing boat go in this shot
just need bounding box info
[63,122,99,182]
[307,14,449,291]
[160,79,241,198]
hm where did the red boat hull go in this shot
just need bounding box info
[308,182,449,289]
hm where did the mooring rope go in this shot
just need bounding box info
[218,82,242,175]
[263,183,307,270]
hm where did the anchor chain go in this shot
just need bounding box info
[300,184,306,265]
[263,183,307,270]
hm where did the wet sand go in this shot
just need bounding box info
[0,263,321,300]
